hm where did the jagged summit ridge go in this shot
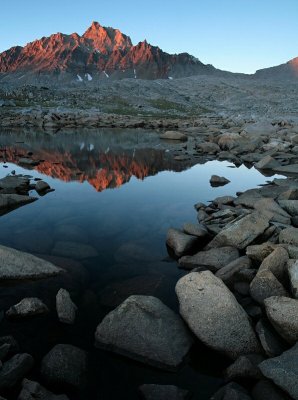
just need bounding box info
[0,21,217,81]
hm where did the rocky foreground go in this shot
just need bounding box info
[1,115,298,398]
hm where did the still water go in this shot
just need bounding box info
[0,129,280,399]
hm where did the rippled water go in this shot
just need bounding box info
[0,129,280,399]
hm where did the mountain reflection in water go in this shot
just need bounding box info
[0,128,193,191]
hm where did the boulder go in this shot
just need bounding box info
[264,296,298,343]
[94,295,193,370]
[279,227,298,246]
[279,200,298,216]
[0,193,37,211]
[253,198,291,225]
[259,343,298,400]
[258,247,288,281]
[56,289,77,324]
[246,242,276,262]
[0,354,34,389]
[207,212,270,250]
[182,222,209,238]
[215,256,252,286]
[139,384,190,400]
[179,246,239,271]
[224,354,264,380]
[255,319,286,358]
[6,298,48,318]
[254,155,281,170]
[41,344,87,388]
[175,271,261,359]
[166,228,198,257]
[0,245,63,280]
[288,260,298,298]
[250,270,288,305]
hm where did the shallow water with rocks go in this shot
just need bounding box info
[0,128,286,399]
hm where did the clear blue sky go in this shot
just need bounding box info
[1,0,297,73]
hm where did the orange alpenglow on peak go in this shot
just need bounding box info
[0,21,215,81]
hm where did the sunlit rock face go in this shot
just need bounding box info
[0,21,216,81]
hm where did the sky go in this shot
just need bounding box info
[1,0,298,74]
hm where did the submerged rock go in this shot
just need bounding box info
[0,245,63,280]
[18,378,70,400]
[0,353,34,389]
[175,271,261,359]
[94,295,193,370]
[210,382,252,400]
[6,297,49,318]
[259,343,298,400]
[139,384,191,400]
[41,344,87,388]
[52,241,98,260]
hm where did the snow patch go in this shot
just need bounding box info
[168,76,173,80]
[134,68,137,79]
[103,71,109,78]
[85,73,93,81]
[77,74,83,82]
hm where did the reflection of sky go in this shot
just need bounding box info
[0,160,284,233]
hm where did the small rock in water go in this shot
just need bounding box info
[35,180,51,193]
[56,288,77,324]
[95,295,193,370]
[139,384,191,399]
[6,297,49,318]
[209,175,230,187]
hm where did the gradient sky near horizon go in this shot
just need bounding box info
[1,0,298,73]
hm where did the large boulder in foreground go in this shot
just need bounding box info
[259,343,298,400]
[175,271,261,359]
[264,296,298,343]
[0,245,63,280]
[95,295,193,370]
[207,212,270,250]
[0,353,34,389]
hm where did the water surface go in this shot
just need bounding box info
[0,129,280,399]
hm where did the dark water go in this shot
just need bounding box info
[0,129,280,399]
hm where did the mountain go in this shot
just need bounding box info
[0,21,219,83]
[255,57,298,80]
